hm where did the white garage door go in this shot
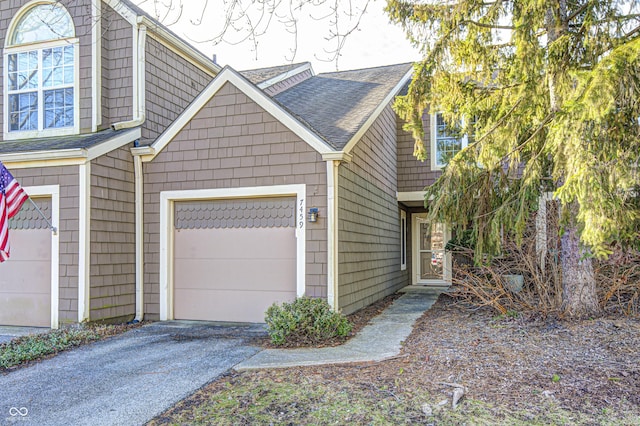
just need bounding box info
[173,197,297,323]
[0,199,51,327]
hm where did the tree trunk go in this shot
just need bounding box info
[560,216,601,318]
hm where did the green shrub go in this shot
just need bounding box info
[264,297,352,346]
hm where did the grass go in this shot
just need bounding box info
[149,373,638,425]
[0,323,138,370]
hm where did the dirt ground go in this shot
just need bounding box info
[152,294,640,423]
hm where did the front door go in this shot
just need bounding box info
[412,214,451,285]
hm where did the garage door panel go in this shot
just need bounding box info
[0,294,50,327]
[6,230,51,261]
[0,260,50,293]
[174,259,296,292]
[174,289,297,323]
[175,228,296,260]
[0,224,51,327]
[173,196,298,323]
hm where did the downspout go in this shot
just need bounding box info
[78,162,91,323]
[91,0,102,132]
[326,160,340,311]
[112,23,146,130]
[133,154,144,322]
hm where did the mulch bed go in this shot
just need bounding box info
[242,294,639,415]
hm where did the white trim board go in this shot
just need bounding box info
[24,185,60,329]
[158,184,307,321]
[257,62,313,89]
[77,163,91,322]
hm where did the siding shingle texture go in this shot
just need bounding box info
[8,198,51,230]
[397,110,441,191]
[338,104,409,314]
[90,145,136,321]
[101,4,134,127]
[143,37,212,145]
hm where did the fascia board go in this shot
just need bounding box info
[86,127,141,161]
[342,67,414,155]
[102,0,138,25]
[257,63,314,89]
[0,150,87,167]
[322,152,353,163]
[397,191,427,202]
[147,67,334,162]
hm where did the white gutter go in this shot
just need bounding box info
[112,24,146,131]
[91,0,102,132]
[326,160,340,311]
[134,155,144,321]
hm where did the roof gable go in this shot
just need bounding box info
[139,66,334,161]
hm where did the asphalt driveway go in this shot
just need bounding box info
[0,321,266,426]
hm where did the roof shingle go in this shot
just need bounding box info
[273,63,413,150]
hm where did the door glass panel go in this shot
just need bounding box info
[420,252,443,280]
[417,219,446,281]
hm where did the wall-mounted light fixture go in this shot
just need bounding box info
[308,207,319,223]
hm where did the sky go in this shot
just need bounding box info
[132,0,422,73]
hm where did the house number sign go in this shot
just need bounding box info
[298,199,305,229]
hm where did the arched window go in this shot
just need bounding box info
[4,2,78,138]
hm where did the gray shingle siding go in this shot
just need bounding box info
[337,104,409,314]
[101,4,134,127]
[397,110,441,191]
[143,36,213,145]
[90,145,136,321]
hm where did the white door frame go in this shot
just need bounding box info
[411,213,452,285]
[159,184,307,320]
[24,185,60,329]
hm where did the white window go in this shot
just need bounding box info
[431,112,470,170]
[4,2,78,139]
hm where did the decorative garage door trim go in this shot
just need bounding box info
[10,185,60,328]
[159,184,306,321]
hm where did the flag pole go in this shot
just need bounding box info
[28,197,57,235]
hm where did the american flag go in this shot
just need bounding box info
[0,161,29,262]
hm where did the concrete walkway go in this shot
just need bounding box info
[236,286,445,371]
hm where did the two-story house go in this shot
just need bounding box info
[0,0,457,329]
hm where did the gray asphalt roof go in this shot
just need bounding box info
[240,63,309,85]
[273,63,413,150]
[0,128,137,154]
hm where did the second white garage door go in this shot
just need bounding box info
[173,197,297,323]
